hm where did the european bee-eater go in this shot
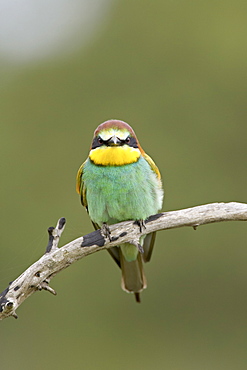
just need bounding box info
[76,119,163,302]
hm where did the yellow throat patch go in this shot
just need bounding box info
[89,146,141,166]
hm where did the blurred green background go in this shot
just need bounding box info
[0,1,247,369]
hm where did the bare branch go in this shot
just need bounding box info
[0,202,246,320]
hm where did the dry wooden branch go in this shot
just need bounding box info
[0,202,246,320]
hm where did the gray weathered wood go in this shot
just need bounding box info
[0,202,246,320]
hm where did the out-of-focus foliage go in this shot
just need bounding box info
[0,1,246,369]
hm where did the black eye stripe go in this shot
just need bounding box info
[91,135,138,149]
[91,136,103,149]
[127,136,138,148]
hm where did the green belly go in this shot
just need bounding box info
[82,157,161,226]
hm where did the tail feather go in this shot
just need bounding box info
[134,292,141,303]
[120,251,146,302]
[142,232,156,262]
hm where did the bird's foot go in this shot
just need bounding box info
[101,222,112,241]
[135,219,146,233]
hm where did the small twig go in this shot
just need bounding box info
[46,217,66,253]
[0,202,246,320]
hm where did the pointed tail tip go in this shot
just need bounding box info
[134,292,141,303]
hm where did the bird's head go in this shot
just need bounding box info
[89,120,144,166]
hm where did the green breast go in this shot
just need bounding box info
[82,157,162,226]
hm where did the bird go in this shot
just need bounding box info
[76,119,163,302]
